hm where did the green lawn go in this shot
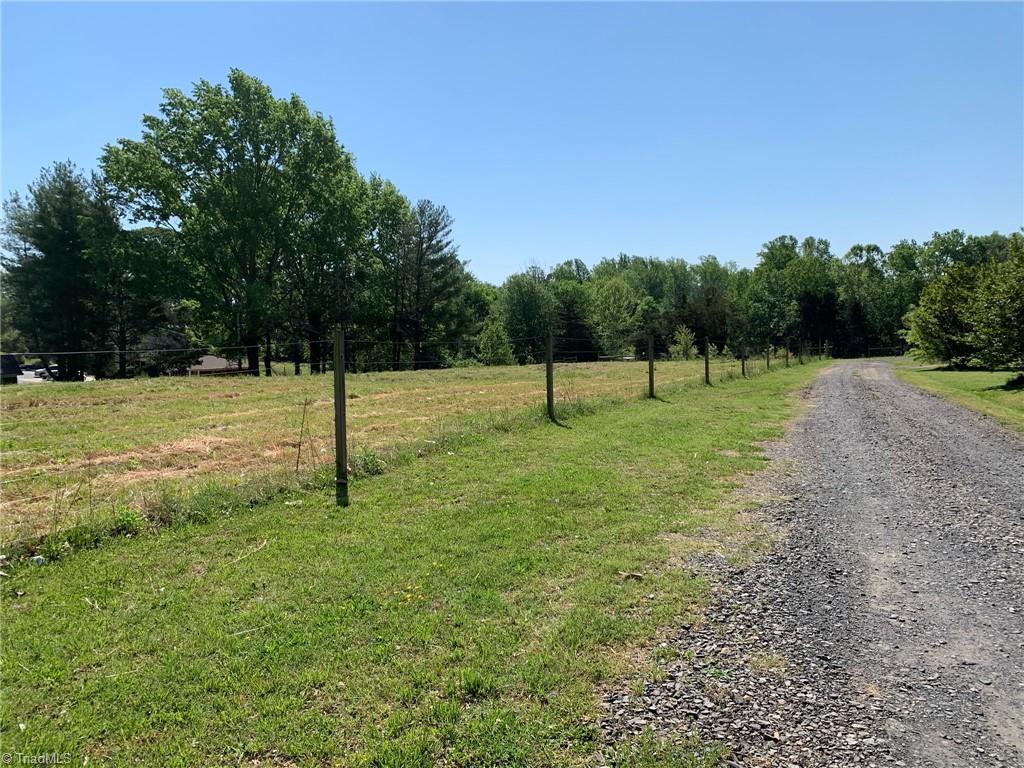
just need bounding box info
[892,361,1024,432]
[0,362,826,767]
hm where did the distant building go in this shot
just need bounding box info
[187,355,246,376]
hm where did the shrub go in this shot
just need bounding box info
[668,325,697,360]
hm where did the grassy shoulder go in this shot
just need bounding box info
[0,362,826,767]
[891,361,1024,433]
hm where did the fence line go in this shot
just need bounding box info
[1,332,828,540]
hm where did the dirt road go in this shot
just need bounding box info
[603,361,1024,767]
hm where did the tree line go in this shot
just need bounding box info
[2,69,1020,379]
[904,235,1023,373]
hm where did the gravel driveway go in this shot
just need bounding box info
[602,361,1024,767]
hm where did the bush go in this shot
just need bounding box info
[668,325,697,360]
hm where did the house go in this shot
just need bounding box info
[187,355,247,376]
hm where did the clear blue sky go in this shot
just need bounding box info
[3,2,1022,284]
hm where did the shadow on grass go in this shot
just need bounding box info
[988,374,1024,392]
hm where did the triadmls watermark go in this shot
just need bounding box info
[1,754,73,766]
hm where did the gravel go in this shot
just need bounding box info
[600,361,1024,767]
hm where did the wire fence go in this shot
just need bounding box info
[0,336,827,547]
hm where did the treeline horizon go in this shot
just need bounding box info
[2,69,1021,379]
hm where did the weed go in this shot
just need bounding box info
[110,505,144,536]
[351,448,386,477]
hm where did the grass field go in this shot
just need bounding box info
[0,356,774,543]
[0,360,826,767]
[891,361,1024,432]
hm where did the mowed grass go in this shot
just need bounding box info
[0,357,769,542]
[891,360,1024,432]
[0,361,825,767]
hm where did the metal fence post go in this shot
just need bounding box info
[546,329,555,421]
[741,349,746,378]
[785,342,790,368]
[647,333,655,399]
[333,325,349,507]
[704,340,711,386]
[765,346,771,371]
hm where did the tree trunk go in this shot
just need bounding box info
[245,342,260,376]
[117,324,129,379]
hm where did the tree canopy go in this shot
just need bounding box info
[2,70,1020,378]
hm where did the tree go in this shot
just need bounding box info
[362,176,414,371]
[2,162,99,379]
[590,276,642,355]
[903,263,979,366]
[280,123,365,375]
[478,317,515,366]
[499,270,554,363]
[550,265,599,361]
[688,256,734,347]
[102,69,354,375]
[406,200,470,369]
[968,234,1024,372]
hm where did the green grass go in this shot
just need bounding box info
[0,362,826,767]
[1,356,778,542]
[891,360,1024,432]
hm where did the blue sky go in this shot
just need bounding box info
[2,2,1021,284]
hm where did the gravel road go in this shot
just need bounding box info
[601,361,1024,767]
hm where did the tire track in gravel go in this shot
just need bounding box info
[601,360,1024,767]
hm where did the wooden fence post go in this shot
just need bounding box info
[647,333,655,399]
[704,340,711,386]
[766,346,771,371]
[785,342,790,368]
[333,325,349,507]
[546,329,555,421]
[741,349,746,378]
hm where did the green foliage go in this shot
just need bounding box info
[352,448,387,477]
[111,506,144,536]
[1,162,182,378]
[102,69,360,375]
[968,235,1024,371]
[499,269,555,363]
[592,276,643,354]
[3,67,1017,377]
[903,263,979,366]
[669,325,697,360]
[478,318,516,366]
